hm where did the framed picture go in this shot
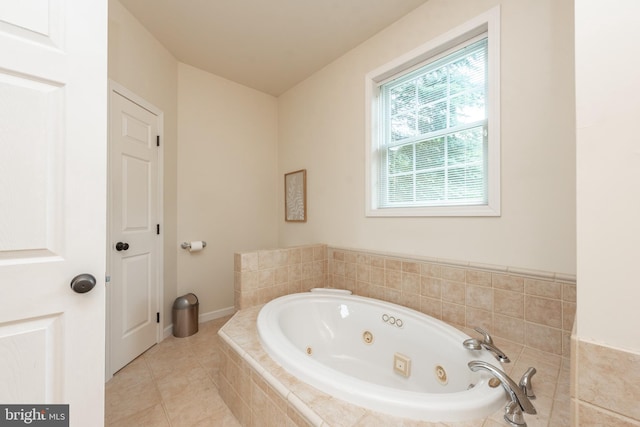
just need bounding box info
[285,169,306,222]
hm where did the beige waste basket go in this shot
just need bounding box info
[172,293,199,337]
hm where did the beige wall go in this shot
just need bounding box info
[573,1,640,423]
[278,0,576,276]
[576,1,640,354]
[177,63,279,316]
[108,0,179,327]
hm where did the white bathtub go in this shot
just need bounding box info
[257,290,507,422]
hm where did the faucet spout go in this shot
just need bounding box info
[468,360,537,415]
[480,341,511,363]
[463,338,511,363]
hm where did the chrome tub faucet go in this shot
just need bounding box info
[468,360,537,427]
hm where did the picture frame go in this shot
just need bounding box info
[284,169,307,222]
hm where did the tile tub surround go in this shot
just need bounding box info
[234,244,576,357]
[218,305,570,427]
[234,244,328,311]
[571,336,640,426]
[328,247,576,358]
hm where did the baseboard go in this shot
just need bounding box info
[199,306,236,323]
[163,324,173,339]
[162,306,236,340]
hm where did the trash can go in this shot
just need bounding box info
[172,293,199,337]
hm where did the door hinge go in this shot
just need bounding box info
[156,135,160,147]
[156,312,160,323]
[157,224,160,235]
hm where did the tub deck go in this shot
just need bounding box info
[218,305,570,426]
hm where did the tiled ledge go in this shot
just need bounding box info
[218,305,570,427]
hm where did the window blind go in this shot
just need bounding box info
[378,37,488,208]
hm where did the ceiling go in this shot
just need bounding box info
[118,0,429,96]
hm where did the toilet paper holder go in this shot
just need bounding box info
[181,241,207,250]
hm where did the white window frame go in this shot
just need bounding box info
[365,6,500,217]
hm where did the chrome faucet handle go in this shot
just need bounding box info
[504,401,527,426]
[468,360,537,416]
[474,326,494,344]
[519,367,537,400]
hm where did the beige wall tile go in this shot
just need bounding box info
[300,246,314,263]
[563,301,576,331]
[562,330,571,358]
[562,282,577,302]
[383,287,401,305]
[492,273,524,292]
[420,296,441,319]
[332,260,345,276]
[577,401,640,427]
[494,289,524,318]
[288,248,301,265]
[525,295,562,328]
[385,269,401,290]
[343,251,356,264]
[342,277,355,293]
[370,266,384,286]
[239,271,258,291]
[420,262,441,278]
[442,280,465,303]
[258,250,275,269]
[494,314,524,343]
[385,258,401,271]
[344,261,356,280]
[289,264,302,282]
[402,261,420,274]
[313,245,326,261]
[275,266,288,285]
[274,249,289,267]
[466,307,492,332]
[466,284,493,311]
[401,272,420,295]
[399,293,420,311]
[577,340,640,421]
[370,285,385,300]
[525,322,562,355]
[442,302,465,327]
[466,269,492,286]
[525,278,561,299]
[420,276,441,298]
[258,269,275,288]
[356,281,371,297]
[240,253,259,272]
[370,255,385,268]
[442,266,466,282]
[356,253,370,265]
[357,263,370,283]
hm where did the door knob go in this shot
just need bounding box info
[115,242,129,251]
[70,274,97,294]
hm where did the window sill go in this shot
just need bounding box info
[366,204,500,217]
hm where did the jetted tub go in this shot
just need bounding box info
[257,289,507,422]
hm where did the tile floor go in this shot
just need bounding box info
[105,316,240,427]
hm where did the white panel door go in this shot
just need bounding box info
[109,89,159,374]
[0,0,107,425]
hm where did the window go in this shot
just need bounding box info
[366,8,500,216]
